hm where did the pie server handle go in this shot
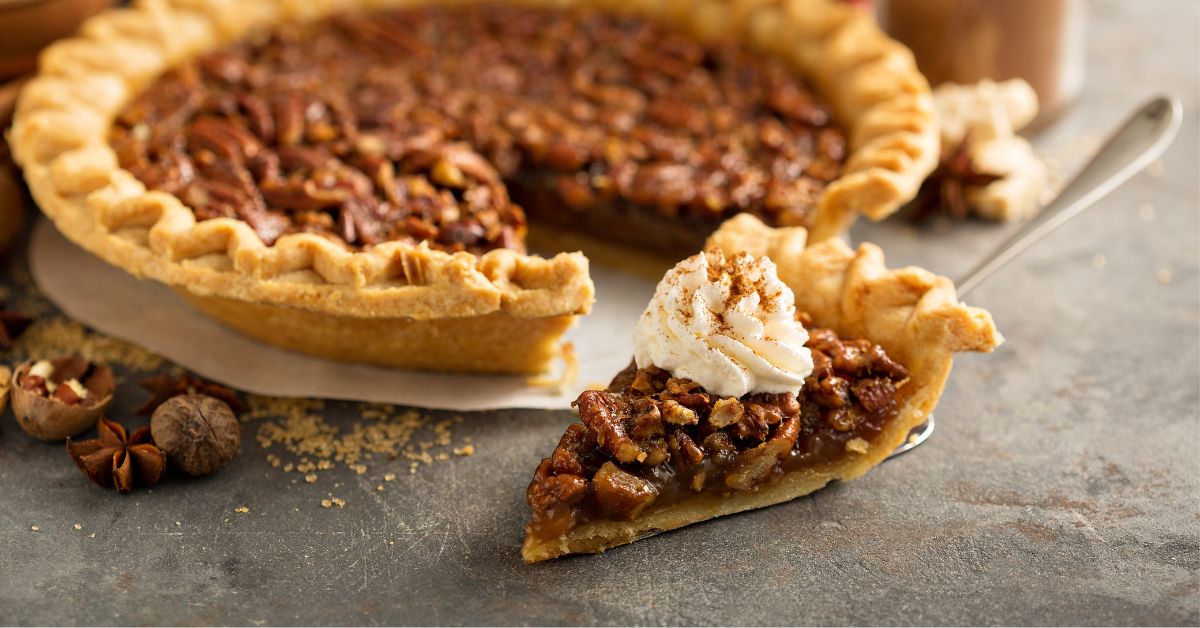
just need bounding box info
[955,95,1183,297]
[889,95,1183,460]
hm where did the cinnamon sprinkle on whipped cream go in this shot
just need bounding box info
[633,249,813,398]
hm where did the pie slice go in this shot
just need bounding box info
[11,0,937,374]
[522,214,1001,562]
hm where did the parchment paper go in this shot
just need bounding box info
[29,219,658,410]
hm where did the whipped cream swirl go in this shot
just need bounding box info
[633,249,813,398]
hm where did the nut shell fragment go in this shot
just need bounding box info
[11,358,115,441]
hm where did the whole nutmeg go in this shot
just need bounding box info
[151,394,241,476]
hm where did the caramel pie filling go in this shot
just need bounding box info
[110,4,847,255]
[526,317,909,543]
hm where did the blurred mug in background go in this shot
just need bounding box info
[877,0,1086,127]
[0,0,115,80]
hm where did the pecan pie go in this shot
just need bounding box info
[12,0,937,374]
[522,215,1001,562]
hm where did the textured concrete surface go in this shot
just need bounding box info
[1,1,1197,624]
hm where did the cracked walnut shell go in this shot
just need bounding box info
[11,356,115,441]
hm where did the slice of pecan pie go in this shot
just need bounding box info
[12,0,937,373]
[522,215,1000,561]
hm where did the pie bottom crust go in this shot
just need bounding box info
[522,214,1001,562]
[181,292,576,374]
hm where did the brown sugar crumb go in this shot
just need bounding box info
[845,437,870,454]
[251,400,472,483]
[234,506,250,514]
[73,523,82,531]
[30,525,40,532]
[321,499,332,508]
[11,317,164,371]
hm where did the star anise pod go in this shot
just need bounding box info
[66,417,166,494]
[137,373,246,415]
[0,302,32,350]
[910,133,1005,222]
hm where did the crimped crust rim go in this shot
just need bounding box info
[11,0,936,318]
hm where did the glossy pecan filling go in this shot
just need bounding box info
[526,318,909,543]
[110,4,846,255]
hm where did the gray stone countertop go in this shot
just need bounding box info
[1,1,1197,624]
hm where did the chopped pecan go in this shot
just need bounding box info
[186,116,262,162]
[574,390,643,464]
[808,375,850,409]
[592,462,657,520]
[667,430,704,469]
[660,400,699,426]
[549,424,588,476]
[708,397,744,428]
[723,437,788,491]
[628,399,663,440]
[851,378,898,415]
[527,467,588,539]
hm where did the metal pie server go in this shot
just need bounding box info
[888,95,1183,460]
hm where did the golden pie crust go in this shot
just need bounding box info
[10,0,938,374]
[522,214,1001,561]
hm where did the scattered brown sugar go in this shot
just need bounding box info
[247,397,472,483]
[11,317,164,371]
